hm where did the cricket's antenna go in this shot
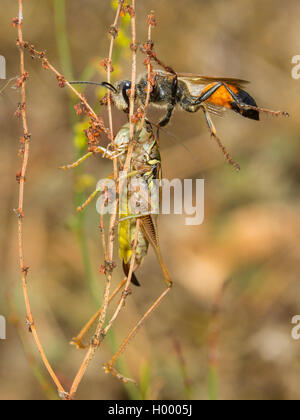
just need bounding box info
[69,81,117,93]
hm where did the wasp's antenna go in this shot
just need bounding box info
[69,81,117,93]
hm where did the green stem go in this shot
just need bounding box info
[53,0,99,304]
[54,0,74,81]
[208,364,219,400]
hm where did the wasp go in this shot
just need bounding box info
[71,69,288,170]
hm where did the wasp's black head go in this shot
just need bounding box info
[231,89,260,121]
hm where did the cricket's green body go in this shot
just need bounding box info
[115,123,163,285]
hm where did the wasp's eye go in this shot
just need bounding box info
[121,81,132,108]
[123,81,131,92]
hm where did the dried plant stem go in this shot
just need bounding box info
[102,0,139,336]
[107,0,124,140]
[68,276,111,399]
[139,18,154,130]
[15,0,66,397]
[47,61,113,140]
[116,0,137,198]
[129,0,137,144]
[20,41,112,142]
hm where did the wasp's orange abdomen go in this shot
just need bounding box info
[202,83,239,108]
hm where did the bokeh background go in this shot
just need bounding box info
[0,0,300,400]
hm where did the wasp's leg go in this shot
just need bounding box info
[180,90,205,113]
[180,93,240,170]
[156,104,175,141]
[157,104,176,131]
[201,106,241,171]
[104,285,172,383]
[180,99,202,113]
[156,75,178,138]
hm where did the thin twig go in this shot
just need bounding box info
[139,13,155,130]
[128,0,137,145]
[15,0,66,397]
[20,42,112,142]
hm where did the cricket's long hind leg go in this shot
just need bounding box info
[104,285,172,383]
[202,106,241,172]
[70,278,127,349]
[104,216,173,383]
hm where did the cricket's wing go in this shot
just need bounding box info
[140,215,159,250]
[140,216,172,287]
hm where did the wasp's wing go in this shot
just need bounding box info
[177,74,250,117]
[205,103,225,118]
[177,73,250,87]
[152,70,250,118]
[152,70,249,88]
[177,73,249,98]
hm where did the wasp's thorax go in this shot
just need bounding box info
[136,71,185,109]
[111,71,186,112]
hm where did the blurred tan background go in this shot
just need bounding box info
[0,0,300,400]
